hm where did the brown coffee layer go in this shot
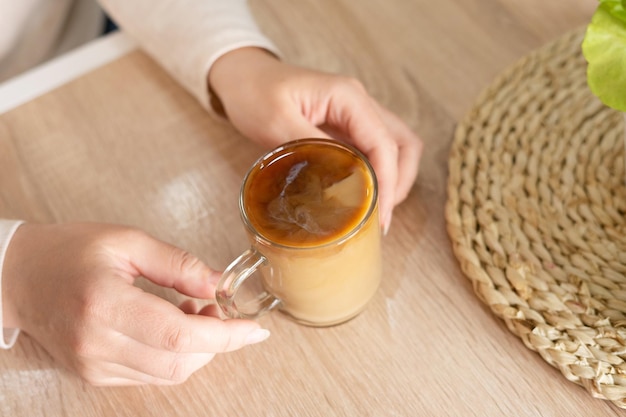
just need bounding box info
[243,142,374,247]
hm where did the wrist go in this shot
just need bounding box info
[207,47,279,116]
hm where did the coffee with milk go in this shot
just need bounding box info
[217,139,382,326]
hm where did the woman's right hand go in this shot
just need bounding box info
[209,47,423,234]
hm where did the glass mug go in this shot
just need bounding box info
[216,138,382,327]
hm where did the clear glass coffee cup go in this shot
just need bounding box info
[216,138,382,327]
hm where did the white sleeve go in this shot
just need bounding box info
[97,0,281,112]
[0,219,24,349]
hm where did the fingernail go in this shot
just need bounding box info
[245,329,271,345]
[383,212,393,236]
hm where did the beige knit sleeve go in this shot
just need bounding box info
[0,220,23,349]
[98,0,280,111]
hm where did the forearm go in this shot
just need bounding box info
[97,0,281,111]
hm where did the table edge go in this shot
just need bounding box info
[0,31,138,115]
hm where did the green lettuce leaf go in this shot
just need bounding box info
[582,0,626,112]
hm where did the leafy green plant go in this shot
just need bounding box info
[582,0,626,111]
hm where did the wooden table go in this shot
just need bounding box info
[1,0,619,415]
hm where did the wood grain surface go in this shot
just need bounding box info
[1,0,619,415]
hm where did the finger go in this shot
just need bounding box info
[396,135,423,204]
[89,377,146,387]
[179,299,198,314]
[198,303,222,318]
[374,103,423,204]
[117,290,269,353]
[179,299,222,318]
[121,231,221,299]
[75,349,177,386]
[322,85,400,230]
[179,299,221,317]
[102,337,215,383]
[85,366,176,386]
[361,138,398,233]
[84,358,200,386]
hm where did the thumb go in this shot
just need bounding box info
[122,231,220,299]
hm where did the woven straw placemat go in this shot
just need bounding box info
[446,27,626,408]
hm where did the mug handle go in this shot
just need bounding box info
[215,249,281,319]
